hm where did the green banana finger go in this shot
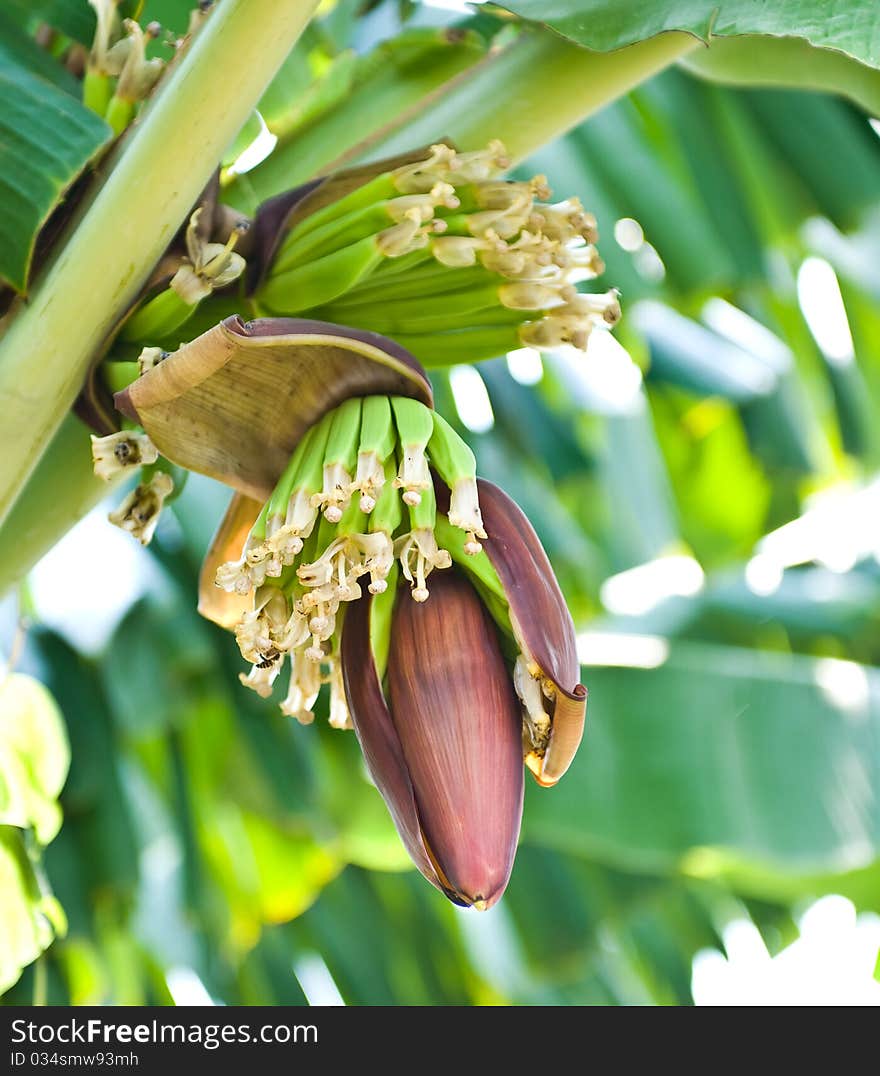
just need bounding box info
[434,515,503,597]
[105,94,135,135]
[119,288,196,343]
[325,397,362,470]
[315,304,525,339]
[388,326,521,367]
[390,396,434,507]
[295,409,334,495]
[366,248,434,281]
[428,411,477,488]
[369,456,403,538]
[429,411,486,549]
[408,473,437,532]
[283,172,399,246]
[369,560,400,681]
[273,201,409,275]
[359,396,396,460]
[311,398,362,522]
[328,282,502,323]
[352,396,396,513]
[100,361,141,396]
[259,234,385,314]
[390,396,434,450]
[267,407,337,521]
[342,264,495,306]
[248,497,273,546]
[83,69,113,114]
[267,423,319,521]
[262,411,335,564]
[433,515,512,638]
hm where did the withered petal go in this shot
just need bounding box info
[115,315,432,501]
[340,591,445,895]
[475,478,587,787]
[198,491,262,629]
[539,684,587,787]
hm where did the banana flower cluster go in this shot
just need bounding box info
[110,141,619,366]
[89,142,610,906]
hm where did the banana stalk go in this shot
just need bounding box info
[0,0,321,531]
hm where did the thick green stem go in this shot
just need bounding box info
[348,28,698,165]
[0,0,319,528]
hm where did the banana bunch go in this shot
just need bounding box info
[111,140,618,368]
[254,140,620,364]
[214,392,502,726]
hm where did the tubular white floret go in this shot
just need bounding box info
[112,19,163,101]
[351,533,395,594]
[295,582,340,614]
[467,202,533,241]
[475,178,548,211]
[478,230,555,278]
[296,537,347,589]
[91,430,159,481]
[554,248,605,284]
[280,650,322,724]
[431,235,493,268]
[107,471,173,545]
[171,209,247,304]
[564,289,622,324]
[278,608,310,653]
[88,0,122,73]
[216,527,269,594]
[513,654,551,751]
[311,463,353,523]
[391,144,459,194]
[234,610,271,663]
[137,346,167,375]
[386,182,460,224]
[295,582,341,659]
[393,445,431,506]
[396,528,452,602]
[447,140,510,184]
[327,660,352,730]
[261,517,284,579]
[215,558,252,595]
[377,213,444,258]
[498,281,571,311]
[239,659,282,699]
[518,289,621,352]
[389,139,509,195]
[447,478,488,554]
[265,524,304,566]
[351,450,386,513]
[234,589,289,664]
[530,200,598,244]
[263,486,320,563]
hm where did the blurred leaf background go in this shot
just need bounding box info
[3,0,880,1004]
